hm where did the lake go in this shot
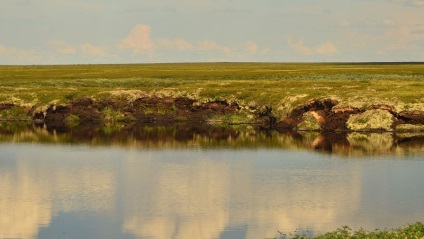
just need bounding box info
[0,122,423,239]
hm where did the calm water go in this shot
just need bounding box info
[0,123,423,239]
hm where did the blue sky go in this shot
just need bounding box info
[1,0,424,64]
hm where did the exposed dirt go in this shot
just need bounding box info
[0,103,14,111]
[32,96,239,126]
[274,99,424,131]
[1,97,424,131]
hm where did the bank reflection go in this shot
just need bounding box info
[0,122,423,156]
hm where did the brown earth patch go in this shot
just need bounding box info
[275,99,424,131]
[1,96,423,132]
[36,96,240,125]
[0,103,14,111]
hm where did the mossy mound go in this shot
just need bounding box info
[298,112,321,130]
[347,109,393,131]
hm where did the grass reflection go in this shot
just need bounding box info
[0,122,423,157]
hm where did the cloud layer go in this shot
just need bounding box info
[118,24,155,55]
[1,0,424,64]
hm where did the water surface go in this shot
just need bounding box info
[1,123,423,239]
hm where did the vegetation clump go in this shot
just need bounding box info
[347,109,393,131]
[65,114,80,127]
[396,124,424,132]
[298,112,321,131]
[270,222,424,239]
[102,107,126,123]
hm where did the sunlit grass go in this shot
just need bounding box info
[1,63,423,119]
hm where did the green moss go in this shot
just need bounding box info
[171,103,177,112]
[102,107,125,123]
[65,114,80,126]
[396,124,424,132]
[270,222,424,239]
[157,108,167,115]
[144,108,154,114]
[0,106,31,120]
[347,132,394,155]
[209,110,254,124]
[298,112,321,131]
[347,109,394,131]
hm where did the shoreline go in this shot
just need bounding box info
[1,96,423,133]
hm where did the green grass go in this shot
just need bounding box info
[65,114,80,126]
[270,222,424,239]
[102,107,125,123]
[1,63,423,119]
[0,106,31,120]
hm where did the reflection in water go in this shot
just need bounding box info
[0,160,51,239]
[122,156,231,239]
[1,122,424,156]
[0,122,423,239]
[120,152,364,239]
[0,148,116,239]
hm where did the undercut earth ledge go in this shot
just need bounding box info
[1,97,423,132]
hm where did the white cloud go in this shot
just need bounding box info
[0,44,8,55]
[80,44,108,57]
[339,20,351,28]
[39,0,104,11]
[48,40,108,57]
[315,42,338,55]
[194,40,234,58]
[391,0,424,7]
[157,38,234,56]
[157,37,269,61]
[244,41,258,54]
[242,41,269,55]
[287,37,338,56]
[48,40,76,54]
[383,19,396,27]
[286,37,314,55]
[118,24,155,55]
[157,38,193,51]
[196,40,231,53]
[380,24,424,52]
[0,43,39,62]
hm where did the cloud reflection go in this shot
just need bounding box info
[120,151,362,239]
[0,124,423,239]
[0,149,116,239]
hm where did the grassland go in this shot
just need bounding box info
[1,63,423,128]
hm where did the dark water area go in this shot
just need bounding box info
[0,122,423,239]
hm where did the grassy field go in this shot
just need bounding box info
[1,63,423,124]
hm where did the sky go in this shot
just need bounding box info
[1,0,424,65]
